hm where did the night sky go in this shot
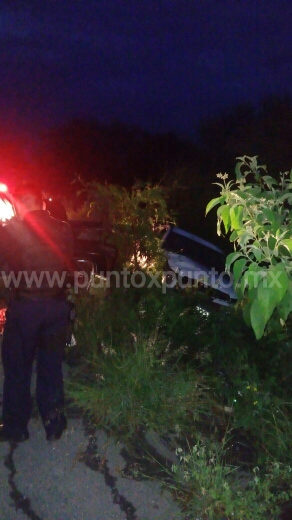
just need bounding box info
[1,0,292,139]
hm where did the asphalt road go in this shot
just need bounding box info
[0,356,182,520]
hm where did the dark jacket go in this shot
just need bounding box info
[0,210,74,291]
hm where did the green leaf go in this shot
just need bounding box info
[257,279,278,313]
[262,208,276,225]
[278,289,292,322]
[229,230,238,242]
[278,193,292,203]
[235,161,245,179]
[233,258,247,286]
[226,252,243,271]
[241,263,263,292]
[250,299,266,338]
[249,156,259,173]
[281,239,292,254]
[250,246,262,262]
[205,197,223,216]
[250,281,279,339]
[262,175,278,188]
[266,264,288,303]
[230,205,243,230]
[249,269,288,338]
[238,231,253,249]
[267,235,277,251]
[217,205,230,234]
[245,185,262,197]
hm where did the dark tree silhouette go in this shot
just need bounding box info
[1,95,292,247]
[199,94,292,176]
[33,119,200,193]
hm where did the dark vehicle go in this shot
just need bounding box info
[66,219,117,273]
[44,198,117,274]
[162,225,237,306]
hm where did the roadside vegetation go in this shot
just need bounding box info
[66,165,292,519]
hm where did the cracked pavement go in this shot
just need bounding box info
[0,357,182,520]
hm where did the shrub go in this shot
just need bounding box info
[172,438,292,520]
[206,156,292,338]
[73,181,174,271]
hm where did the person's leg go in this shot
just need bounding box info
[36,299,70,440]
[36,336,65,426]
[1,300,38,440]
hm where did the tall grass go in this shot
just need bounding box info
[66,294,212,435]
[66,289,292,518]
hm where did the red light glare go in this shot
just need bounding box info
[0,183,8,192]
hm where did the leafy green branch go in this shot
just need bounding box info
[206,156,292,339]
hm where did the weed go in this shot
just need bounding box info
[66,285,292,519]
[66,325,212,437]
[171,437,292,520]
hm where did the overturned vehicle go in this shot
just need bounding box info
[161,225,237,306]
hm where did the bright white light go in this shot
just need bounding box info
[0,183,8,192]
[0,198,14,222]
